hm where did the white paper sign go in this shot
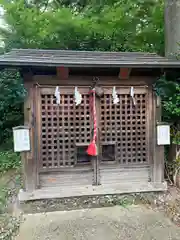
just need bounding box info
[13,128,30,152]
[157,125,170,145]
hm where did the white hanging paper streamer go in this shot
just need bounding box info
[74,87,82,106]
[54,86,60,105]
[130,86,136,105]
[112,86,119,105]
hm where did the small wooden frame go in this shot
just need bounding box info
[13,126,30,152]
[119,68,131,80]
[101,141,117,163]
[56,66,69,79]
[157,122,170,145]
[75,143,91,165]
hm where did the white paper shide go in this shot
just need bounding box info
[112,86,119,105]
[54,86,61,105]
[13,127,30,152]
[74,87,82,106]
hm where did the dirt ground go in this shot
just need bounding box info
[2,170,180,239]
[16,205,180,240]
[0,170,22,239]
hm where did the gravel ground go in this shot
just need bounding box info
[16,205,180,240]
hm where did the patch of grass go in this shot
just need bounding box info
[0,214,21,240]
[116,196,135,208]
[0,184,8,213]
[0,144,22,214]
[0,140,22,214]
[0,170,22,212]
[0,150,21,173]
[0,170,22,239]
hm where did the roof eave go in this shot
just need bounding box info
[0,61,180,68]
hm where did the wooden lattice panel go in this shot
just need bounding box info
[40,89,91,169]
[100,91,148,164]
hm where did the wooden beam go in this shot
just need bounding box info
[33,75,155,86]
[56,66,69,80]
[118,68,131,80]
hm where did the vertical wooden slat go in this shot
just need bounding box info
[104,94,107,142]
[140,94,144,162]
[69,94,74,165]
[135,96,139,163]
[84,95,87,143]
[96,96,101,185]
[148,87,153,181]
[146,88,150,164]
[114,97,118,150]
[35,85,41,187]
[45,95,49,167]
[109,94,112,141]
[61,95,65,165]
[73,93,77,164]
[87,94,92,144]
[51,94,55,167]
[120,94,123,162]
[78,96,82,143]
[125,94,128,163]
[92,156,97,185]
[67,95,71,166]
[130,94,133,162]
[57,104,60,168]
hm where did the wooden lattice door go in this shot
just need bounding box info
[37,86,97,187]
[98,86,151,184]
[37,85,151,188]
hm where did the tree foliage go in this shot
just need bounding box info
[0,0,164,54]
[0,69,25,144]
[155,76,180,145]
[155,77,180,122]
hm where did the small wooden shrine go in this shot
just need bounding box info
[0,49,179,201]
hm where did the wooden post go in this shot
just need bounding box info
[22,72,37,191]
[96,96,101,185]
[152,93,164,183]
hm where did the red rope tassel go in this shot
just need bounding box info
[87,89,97,156]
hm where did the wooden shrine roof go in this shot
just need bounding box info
[0,49,180,68]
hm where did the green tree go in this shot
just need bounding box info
[0,69,25,145]
[0,0,164,54]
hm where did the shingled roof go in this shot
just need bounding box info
[0,49,180,68]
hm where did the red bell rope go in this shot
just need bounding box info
[87,89,97,156]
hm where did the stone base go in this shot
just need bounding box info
[18,181,167,202]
